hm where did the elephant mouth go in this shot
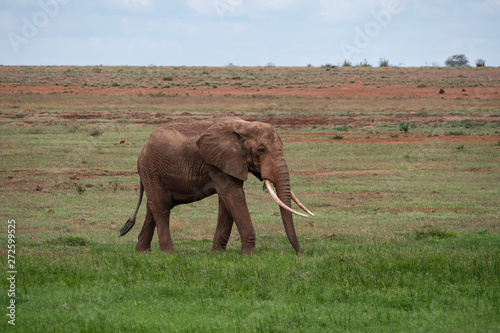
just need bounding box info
[264,179,314,218]
[250,170,263,181]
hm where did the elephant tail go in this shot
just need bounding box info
[119,181,144,237]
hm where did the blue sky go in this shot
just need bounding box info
[1,0,499,67]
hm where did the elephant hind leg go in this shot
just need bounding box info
[136,202,155,252]
[155,209,175,253]
[147,188,176,253]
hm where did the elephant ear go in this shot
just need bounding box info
[196,119,248,181]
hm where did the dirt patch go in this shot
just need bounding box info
[465,169,496,173]
[2,109,497,130]
[283,134,500,144]
[2,84,500,100]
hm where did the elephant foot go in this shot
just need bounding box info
[135,244,151,252]
[212,241,228,253]
[241,247,257,256]
[159,245,176,254]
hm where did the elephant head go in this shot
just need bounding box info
[196,118,313,255]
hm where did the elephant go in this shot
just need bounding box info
[119,117,313,255]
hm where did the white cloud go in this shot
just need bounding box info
[2,0,39,7]
[467,0,500,15]
[186,0,302,18]
[0,10,17,33]
[186,0,216,15]
[107,0,153,9]
[26,35,185,65]
[252,0,301,10]
[319,0,382,21]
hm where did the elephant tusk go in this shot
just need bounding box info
[291,191,315,217]
[265,180,308,218]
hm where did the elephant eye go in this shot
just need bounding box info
[257,147,265,153]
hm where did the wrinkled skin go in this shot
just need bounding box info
[121,117,303,255]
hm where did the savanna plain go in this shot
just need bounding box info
[1,66,499,332]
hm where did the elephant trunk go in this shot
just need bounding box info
[272,160,302,256]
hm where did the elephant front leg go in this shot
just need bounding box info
[212,197,234,252]
[218,188,256,254]
[209,170,256,254]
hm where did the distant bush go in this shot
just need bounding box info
[342,59,352,67]
[334,125,349,131]
[379,58,390,67]
[356,59,371,67]
[399,122,410,133]
[321,64,337,70]
[475,59,486,67]
[89,128,103,137]
[445,54,470,67]
[76,185,86,195]
[322,64,337,71]
[447,130,465,136]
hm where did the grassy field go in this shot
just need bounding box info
[1,66,499,331]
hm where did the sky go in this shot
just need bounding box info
[1,0,499,67]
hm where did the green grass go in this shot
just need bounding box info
[1,235,498,332]
[0,82,499,331]
[1,122,499,331]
